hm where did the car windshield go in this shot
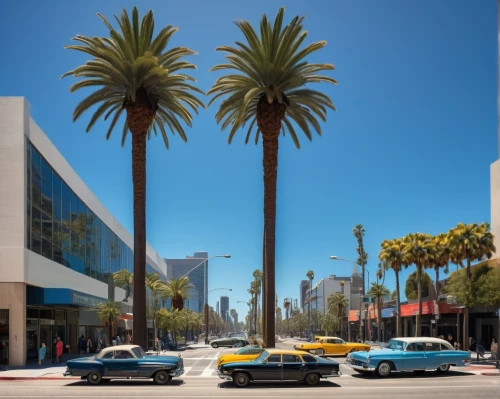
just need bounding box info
[132,347,146,358]
[235,348,249,355]
[253,350,269,362]
[386,340,406,350]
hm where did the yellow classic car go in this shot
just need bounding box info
[216,346,265,367]
[294,336,370,356]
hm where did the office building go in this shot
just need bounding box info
[300,280,309,310]
[220,296,229,323]
[305,275,354,315]
[0,98,168,366]
[232,309,238,326]
[165,251,208,313]
[216,301,219,316]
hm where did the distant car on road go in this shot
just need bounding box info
[64,345,184,385]
[345,337,471,378]
[209,336,249,348]
[294,336,370,356]
[218,349,341,387]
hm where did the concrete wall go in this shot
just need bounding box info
[0,98,28,283]
[0,283,26,366]
[491,160,500,262]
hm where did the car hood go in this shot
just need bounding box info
[220,360,260,369]
[141,355,182,363]
[350,348,402,360]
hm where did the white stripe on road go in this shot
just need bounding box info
[200,352,219,377]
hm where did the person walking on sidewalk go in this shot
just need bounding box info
[38,342,46,366]
[55,337,63,364]
[491,338,498,360]
[1,341,8,371]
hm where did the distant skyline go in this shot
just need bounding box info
[1,0,498,319]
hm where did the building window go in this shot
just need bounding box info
[31,149,41,208]
[41,158,53,217]
[53,174,62,222]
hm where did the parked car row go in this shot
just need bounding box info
[64,337,472,387]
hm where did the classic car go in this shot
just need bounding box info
[63,344,184,385]
[210,336,250,348]
[294,336,371,356]
[216,345,264,367]
[217,349,341,387]
[345,337,471,378]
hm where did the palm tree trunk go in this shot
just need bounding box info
[262,228,266,339]
[395,271,401,337]
[416,265,422,336]
[130,121,148,351]
[377,298,382,343]
[464,256,471,350]
[108,318,113,346]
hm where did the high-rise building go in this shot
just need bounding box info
[300,280,309,310]
[165,251,208,313]
[232,309,238,326]
[216,301,220,315]
[220,296,229,322]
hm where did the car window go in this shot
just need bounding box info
[132,348,145,358]
[406,343,425,352]
[386,340,405,350]
[326,339,336,344]
[423,342,441,351]
[255,350,269,362]
[248,348,263,354]
[282,354,301,363]
[334,339,344,344]
[236,348,249,355]
[101,352,113,359]
[302,354,317,363]
[114,350,134,359]
[267,354,281,363]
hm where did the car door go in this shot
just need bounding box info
[402,342,427,370]
[255,354,282,380]
[107,350,138,377]
[99,351,115,376]
[281,354,303,380]
[423,342,443,368]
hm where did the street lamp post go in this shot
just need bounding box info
[330,255,370,342]
[179,254,231,345]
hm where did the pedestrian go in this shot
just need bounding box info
[154,338,162,355]
[491,338,498,360]
[1,341,8,371]
[116,335,121,345]
[86,337,92,354]
[125,333,131,344]
[55,337,63,364]
[77,335,85,355]
[38,342,46,366]
[447,334,455,348]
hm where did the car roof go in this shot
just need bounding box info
[264,349,314,356]
[317,336,343,340]
[391,337,450,344]
[96,345,140,358]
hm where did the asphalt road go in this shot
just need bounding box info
[0,343,498,398]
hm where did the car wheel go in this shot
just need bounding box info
[376,362,392,378]
[413,370,425,376]
[153,370,171,385]
[314,348,325,356]
[304,373,320,386]
[436,364,450,373]
[87,371,102,385]
[211,343,218,348]
[233,372,250,388]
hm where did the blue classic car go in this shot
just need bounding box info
[64,344,184,385]
[218,349,341,387]
[345,337,471,378]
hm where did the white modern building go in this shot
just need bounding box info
[306,275,355,315]
[0,97,168,366]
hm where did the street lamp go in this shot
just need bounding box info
[179,255,231,345]
[330,255,370,342]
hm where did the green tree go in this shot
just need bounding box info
[306,270,314,337]
[367,282,390,343]
[164,277,191,311]
[96,301,122,345]
[63,7,204,349]
[432,233,450,295]
[404,233,436,336]
[252,270,263,335]
[283,298,291,337]
[404,270,432,301]
[208,7,336,347]
[327,293,349,335]
[113,269,134,302]
[447,222,496,349]
[146,273,166,341]
[321,312,338,336]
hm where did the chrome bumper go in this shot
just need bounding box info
[323,371,342,378]
[217,370,233,381]
[345,362,375,372]
[63,370,72,377]
[169,365,184,377]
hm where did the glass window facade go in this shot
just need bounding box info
[25,140,164,284]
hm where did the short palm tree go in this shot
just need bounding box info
[283,298,291,337]
[327,293,349,335]
[146,273,166,341]
[164,277,190,311]
[378,238,410,336]
[447,222,496,349]
[62,7,204,350]
[306,270,314,336]
[403,233,436,336]
[367,282,390,343]
[208,7,336,347]
[252,270,263,334]
[113,269,134,302]
[432,233,451,295]
[96,301,122,345]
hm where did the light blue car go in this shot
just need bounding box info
[345,337,471,378]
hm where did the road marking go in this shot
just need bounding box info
[200,352,219,377]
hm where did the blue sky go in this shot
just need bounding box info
[2,0,498,320]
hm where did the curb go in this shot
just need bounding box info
[480,372,500,376]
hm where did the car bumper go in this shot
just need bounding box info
[63,369,72,377]
[323,371,342,378]
[169,365,184,377]
[345,361,375,372]
[217,370,233,381]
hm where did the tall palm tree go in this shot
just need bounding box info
[367,282,390,343]
[248,284,257,334]
[306,270,314,337]
[403,233,436,336]
[252,269,263,335]
[96,301,122,345]
[447,222,496,349]
[113,269,134,302]
[432,233,450,296]
[146,273,166,341]
[62,7,204,350]
[379,238,409,337]
[283,298,291,337]
[208,7,336,347]
[164,277,190,311]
